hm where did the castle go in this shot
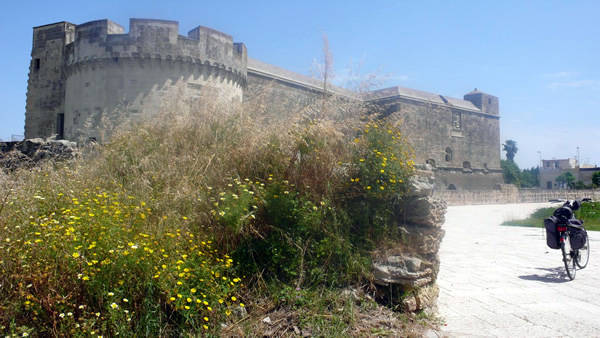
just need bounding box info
[25,18,503,190]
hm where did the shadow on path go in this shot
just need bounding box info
[519,267,570,284]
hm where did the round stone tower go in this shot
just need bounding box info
[27,18,247,141]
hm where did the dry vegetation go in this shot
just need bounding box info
[0,87,440,336]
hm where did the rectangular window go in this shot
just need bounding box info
[57,113,65,139]
[34,58,40,71]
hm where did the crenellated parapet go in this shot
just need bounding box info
[25,18,502,192]
[64,19,247,86]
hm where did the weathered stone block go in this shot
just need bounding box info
[414,284,439,311]
[402,224,446,256]
[373,254,433,288]
[407,173,434,197]
[400,196,447,227]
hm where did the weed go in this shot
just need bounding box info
[0,88,417,335]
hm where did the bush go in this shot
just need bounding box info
[0,95,415,335]
[0,184,241,335]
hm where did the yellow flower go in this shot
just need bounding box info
[191,288,196,294]
[110,303,118,309]
[203,325,208,330]
[204,317,209,322]
[240,303,245,307]
[231,296,237,301]
[72,252,80,258]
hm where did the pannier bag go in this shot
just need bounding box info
[568,220,587,250]
[544,216,561,249]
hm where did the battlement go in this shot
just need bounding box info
[32,21,76,53]
[65,18,247,80]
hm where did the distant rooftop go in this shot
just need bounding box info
[247,58,358,98]
[249,58,484,112]
[367,86,480,112]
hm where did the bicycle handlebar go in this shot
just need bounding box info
[548,198,592,203]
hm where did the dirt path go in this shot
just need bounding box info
[437,203,600,337]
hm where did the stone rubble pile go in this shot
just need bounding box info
[373,164,446,312]
[0,138,78,171]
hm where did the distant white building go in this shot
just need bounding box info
[539,158,600,189]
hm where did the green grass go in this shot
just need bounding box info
[503,202,600,231]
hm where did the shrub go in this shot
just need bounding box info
[0,184,241,335]
[0,93,416,335]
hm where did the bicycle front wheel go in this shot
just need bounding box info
[576,232,590,269]
[562,234,576,280]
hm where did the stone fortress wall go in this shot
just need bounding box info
[27,19,247,141]
[25,18,502,190]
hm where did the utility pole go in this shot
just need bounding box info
[537,151,542,188]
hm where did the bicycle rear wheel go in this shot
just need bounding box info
[576,232,590,269]
[562,234,576,280]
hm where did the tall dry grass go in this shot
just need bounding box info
[0,81,416,336]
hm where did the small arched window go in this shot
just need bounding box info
[448,184,457,190]
[463,161,471,169]
[445,147,453,162]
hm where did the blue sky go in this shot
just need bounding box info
[1,0,598,170]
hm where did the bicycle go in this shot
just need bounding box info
[544,199,590,280]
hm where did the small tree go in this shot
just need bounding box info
[501,159,521,186]
[502,140,518,162]
[311,31,334,117]
[592,171,600,188]
[556,172,575,189]
[521,167,540,188]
